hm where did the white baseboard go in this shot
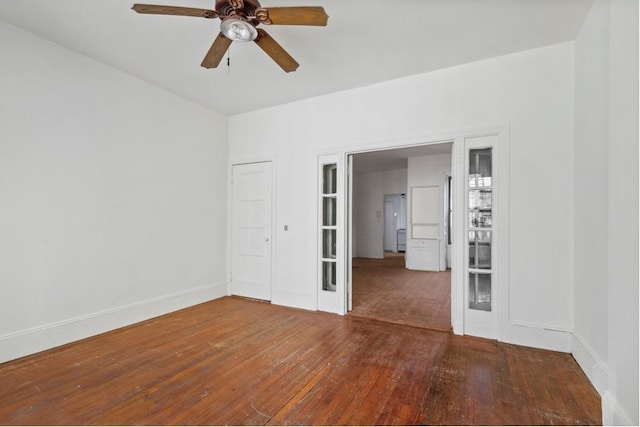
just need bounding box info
[501,322,573,352]
[452,318,464,335]
[0,281,227,364]
[602,391,634,426]
[571,334,639,426]
[272,292,316,312]
[571,333,609,395]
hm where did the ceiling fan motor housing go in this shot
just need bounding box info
[216,0,262,21]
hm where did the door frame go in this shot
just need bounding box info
[345,139,456,321]
[342,126,509,336]
[227,157,277,300]
[383,194,402,253]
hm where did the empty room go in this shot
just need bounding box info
[349,144,454,331]
[0,0,637,425]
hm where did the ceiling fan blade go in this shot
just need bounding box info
[201,33,233,69]
[255,6,328,26]
[254,29,299,73]
[131,4,218,19]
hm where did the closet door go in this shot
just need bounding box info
[230,162,272,301]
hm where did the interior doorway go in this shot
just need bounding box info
[383,194,406,253]
[347,142,453,331]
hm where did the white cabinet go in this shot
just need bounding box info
[406,238,439,271]
[406,185,441,271]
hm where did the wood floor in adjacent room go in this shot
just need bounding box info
[0,297,600,425]
[349,253,451,331]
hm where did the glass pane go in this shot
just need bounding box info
[468,209,492,228]
[468,272,491,311]
[468,230,491,269]
[323,229,336,259]
[323,164,337,194]
[322,261,336,292]
[469,148,492,187]
[469,189,492,210]
[468,189,492,228]
[323,196,337,226]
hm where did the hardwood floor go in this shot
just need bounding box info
[0,297,600,425]
[350,253,451,331]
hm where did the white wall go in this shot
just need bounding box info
[407,154,451,189]
[603,0,639,425]
[353,168,407,259]
[572,0,638,424]
[605,0,638,424]
[0,21,229,363]
[572,0,610,394]
[229,41,576,337]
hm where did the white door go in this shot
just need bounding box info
[383,200,396,252]
[463,135,498,339]
[231,162,272,301]
[318,154,345,314]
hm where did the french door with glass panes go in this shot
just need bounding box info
[464,136,498,339]
[318,154,345,314]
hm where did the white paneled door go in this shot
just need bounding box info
[231,162,272,301]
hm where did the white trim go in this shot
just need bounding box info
[346,154,354,312]
[340,138,455,158]
[500,323,572,352]
[571,333,609,395]
[602,391,634,426]
[324,123,511,156]
[228,155,278,168]
[0,282,227,364]
[511,320,573,333]
[495,129,510,343]
[451,137,465,335]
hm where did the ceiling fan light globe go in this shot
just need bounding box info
[220,18,257,42]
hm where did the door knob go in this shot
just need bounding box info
[265,237,270,242]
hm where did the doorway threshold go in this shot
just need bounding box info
[346,311,452,333]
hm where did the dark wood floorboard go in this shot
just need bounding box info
[350,253,451,331]
[0,296,600,425]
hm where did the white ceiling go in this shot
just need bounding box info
[0,0,593,115]
[353,142,452,174]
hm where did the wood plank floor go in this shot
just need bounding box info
[350,253,451,331]
[0,297,600,425]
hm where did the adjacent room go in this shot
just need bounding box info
[0,0,637,425]
[349,144,453,331]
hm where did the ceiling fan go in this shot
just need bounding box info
[132,0,328,72]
